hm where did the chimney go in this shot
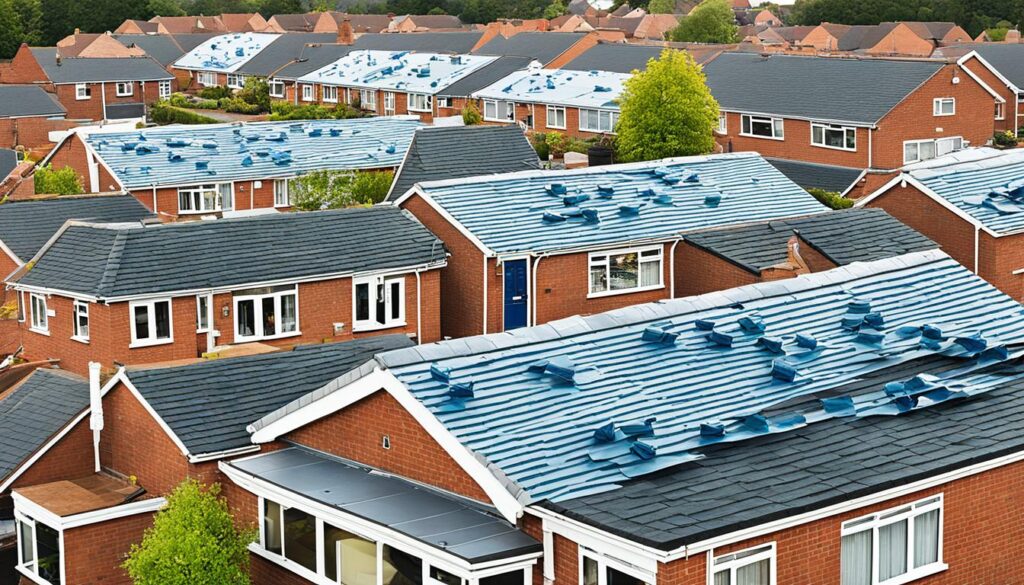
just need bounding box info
[74,28,80,35]
[89,361,104,473]
[1006,28,1021,43]
[55,52,61,66]
[338,16,354,45]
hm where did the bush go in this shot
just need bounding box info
[462,101,482,125]
[291,169,395,210]
[531,132,551,160]
[151,102,220,125]
[219,97,262,115]
[543,132,590,158]
[34,164,83,195]
[197,85,232,100]
[350,170,394,205]
[269,101,366,121]
[807,187,853,209]
[168,93,219,109]
[993,130,1017,148]
[237,77,271,113]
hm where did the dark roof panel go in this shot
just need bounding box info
[353,32,483,53]
[765,158,864,194]
[0,86,66,118]
[563,43,667,73]
[114,34,187,66]
[0,150,16,181]
[439,55,533,97]
[273,43,356,80]
[29,48,173,83]
[473,32,586,64]
[236,33,337,76]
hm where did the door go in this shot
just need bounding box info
[503,259,528,330]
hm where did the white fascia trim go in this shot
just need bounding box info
[6,284,99,303]
[958,51,1021,94]
[13,491,166,530]
[0,408,90,494]
[248,367,524,524]
[110,373,193,459]
[81,136,127,192]
[722,108,875,129]
[526,507,663,574]
[188,444,261,463]
[38,132,75,168]
[384,131,415,201]
[957,59,1006,102]
[0,239,24,269]
[393,186,495,256]
[838,168,868,198]
[855,172,999,237]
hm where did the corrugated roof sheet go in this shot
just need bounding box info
[0,86,66,118]
[84,117,421,190]
[298,50,497,94]
[412,152,827,254]
[472,67,629,109]
[173,32,281,72]
[765,158,864,194]
[29,48,172,83]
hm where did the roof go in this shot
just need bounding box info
[957,43,1024,89]
[408,152,827,254]
[271,43,355,81]
[17,206,446,299]
[0,369,90,483]
[473,32,586,64]
[169,33,220,52]
[152,15,226,34]
[268,13,321,32]
[703,53,943,125]
[765,157,865,194]
[387,125,541,201]
[83,117,421,190]
[127,335,413,456]
[353,32,484,53]
[15,474,140,517]
[114,34,187,66]
[0,194,154,263]
[172,32,280,72]
[226,447,541,562]
[0,150,15,181]
[438,55,534,97]
[298,50,498,94]
[28,49,172,83]
[472,67,629,109]
[683,208,937,273]
[394,14,464,29]
[563,43,667,73]
[235,33,336,76]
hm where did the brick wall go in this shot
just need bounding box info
[717,114,871,168]
[54,80,169,122]
[675,242,759,297]
[864,24,935,56]
[62,511,155,585]
[131,178,288,217]
[960,55,1015,133]
[45,133,119,193]
[0,117,75,150]
[8,417,94,492]
[250,555,313,585]
[2,45,48,85]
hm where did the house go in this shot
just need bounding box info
[947,44,1024,134]
[858,147,1024,300]
[266,11,340,33]
[41,117,420,215]
[0,86,68,150]
[54,32,146,59]
[171,32,281,89]
[388,14,465,33]
[148,15,227,34]
[1,45,175,122]
[6,206,447,375]
[385,125,541,201]
[431,55,535,118]
[393,152,826,338]
[562,42,723,73]
[834,22,971,57]
[267,43,355,102]
[227,33,336,89]
[473,31,621,68]
[354,31,484,53]
[704,53,999,172]
[112,33,191,67]
[219,13,270,33]
[799,22,851,50]
[113,19,160,34]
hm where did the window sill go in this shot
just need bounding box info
[234,330,301,344]
[116,94,133,98]
[75,96,91,101]
[739,132,785,141]
[29,327,50,336]
[273,203,291,209]
[129,338,174,349]
[248,544,333,585]
[71,335,90,345]
[547,125,567,130]
[811,143,857,153]
[483,117,515,123]
[353,321,406,333]
[587,284,664,299]
[879,562,948,585]
[408,108,432,113]
[15,566,52,585]
[323,99,338,104]
[177,209,222,215]
[933,113,954,117]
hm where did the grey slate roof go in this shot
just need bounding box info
[0,86,66,118]
[236,33,337,76]
[114,34,187,66]
[127,335,413,456]
[0,194,154,264]
[353,32,483,53]
[765,158,864,194]
[0,150,16,181]
[703,53,943,125]
[17,206,446,298]
[29,48,173,84]
[438,55,534,97]
[0,369,90,483]
[473,32,586,64]
[563,43,667,73]
[387,125,541,201]
[272,43,356,80]
[683,208,937,273]
[169,33,220,52]
[958,44,1024,89]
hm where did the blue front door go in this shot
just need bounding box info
[503,259,528,330]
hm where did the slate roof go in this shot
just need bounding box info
[170,33,220,53]
[298,50,497,94]
[0,150,16,181]
[0,194,154,264]
[127,335,413,456]
[172,33,280,72]
[410,152,827,254]
[114,34,187,66]
[473,32,586,64]
[956,44,1024,89]
[703,53,943,125]
[386,125,541,201]
[29,49,172,83]
[563,43,667,73]
[16,206,446,299]
[473,68,629,109]
[272,43,356,80]
[765,158,864,194]
[438,55,534,97]
[84,117,421,190]
[683,208,937,273]
[353,32,484,53]
[0,369,90,483]
[236,33,336,76]
[0,86,66,118]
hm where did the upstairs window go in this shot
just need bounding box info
[234,285,298,342]
[75,83,91,100]
[130,299,172,347]
[72,300,89,342]
[546,105,566,129]
[711,543,775,585]
[741,114,783,139]
[589,247,662,297]
[323,85,339,103]
[407,93,432,112]
[269,80,285,98]
[354,275,405,331]
[115,82,133,97]
[811,123,856,151]
[841,496,944,585]
[933,97,955,116]
[579,109,618,134]
[29,294,48,334]
[483,99,514,122]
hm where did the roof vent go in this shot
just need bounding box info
[547,183,567,195]
[684,172,700,183]
[700,423,725,437]
[642,325,678,345]
[738,315,764,333]
[795,333,817,349]
[619,203,643,215]
[757,336,783,353]
[594,85,612,92]
[330,128,342,137]
[195,161,209,170]
[771,360,797,382]
[954,334,987,353]
[235,47,244,56]
[708,330,733,347]
[135,144,159,154]
[630,441,656,460]
[855,330,884,345]
[385,144,397,154]
[450,55,462,65]
[121,142,138,152]
[430,363,451,383]
[448,380,474,399]
[742,414,770,433]
[848,299,871,314]
[564,193,589,206]
[821,395,855,415]
[653,193,673,205]
[581,209,600,224]
[167,152,183,162]
[241,155,253,167]
[593,423,616,442]
[308,128,322,137]
[695,319,715,331]
[542,211,566,223]
[597,184,614,196]
[621,417,656,437]
[544,356,577,383]
[704,194,721,207]
[201,140,218,149]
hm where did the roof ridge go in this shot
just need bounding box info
[95,229,129,297]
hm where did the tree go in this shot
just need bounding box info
[147,0,186,16]
[669,0,737,42]
[236,76,270,113]
[123,480,254,585]
[291,170,395,210]
[461,101,482,125]
[0,0,25,59]
[34,165,83,195]
[614,49,718,162]
[648,0,674,13]
[542,0,566,18]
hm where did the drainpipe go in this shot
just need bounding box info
[101,83,107,121]
[531,254,545,327]
[868,127,873,169]
[974,224,980,274]
[88,361,103,473]
[415,269,422,343]
[482,255,488,335]
[151,186,157,213]
[669,238,681,298]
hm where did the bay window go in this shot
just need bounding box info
[840,495,944,585]
[197,71,217,87]
[483,100,514,122]
[301,84,314,102]
[323,85,339,103]
[29,294,48,334]
[408,93,432,112]
[711,543,775,585]
[360,89,377,111]
[741,114,783,139]
[130,299,172,347]
[932,98,954,116]
[269,80,285,98]
[354,275,405,331]
[15,512,61,585]
[579,109,618,133]
[903,137,963,164]
[811,123,856,151]
[178,183,232,213]
[589,247,662,296]
[72,300,89,342]
[234,285,298,342]
[546,105,566,129]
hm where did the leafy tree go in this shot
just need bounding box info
[614,49,718,162]
[461,101,482,125]
[147,0,186,16]
[0,0,25,59]
[237,76,271,113]
[542,0,566,18]
[427,5,446,13]
[123,480,254,585]
[291,170,395,210]
[34,165,83,195]
[12,0,42,46]
[669,0,737,43]
[648,0,674,14]
[807,188,852,209]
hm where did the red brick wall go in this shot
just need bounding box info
[2,45,49,85]
[675,242,759,297]
[132,179,287,217]
[717,114,870,168]
[864,24,935,56]
[8,417,94,491]
[250,555,315,585]
[0,117,75,150]
[62,511,155,585]
[961,55,1016,133]
[45,133,119,193]
[54,80,169,122]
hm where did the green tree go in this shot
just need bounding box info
[0,0,25,60]
[147,0,186,16]
[461,101,482,125]
[428,5,446,13]
[669,0,737,43]
[614,49,718,162]
[648,0,674,13]
[34,165,83,195]
[123,480,254,585]
[237,76,271,113]
[12,0,43,46]
[542,0,566,18]
[291,170,395,210]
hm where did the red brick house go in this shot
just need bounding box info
[0,86,70,151]
[947,44,1024,135]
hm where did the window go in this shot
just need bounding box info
[589,247,662,296]
[579,109,618,134]
[196,294,211,332]
[178,183,232,213]
[408,93,432,112]
[546,105,566,129]
[581,550,652,585]
[29,294,48,334]
[716,113,727,134]
[274,179,291,207]
[158,80,171,98]
[130,299,172,347]
[75,83,90,100]
[360,89,377,111]
[995,101,1005,120]
[16,292,24,322]
[383,91,395,114]
[841,496,944,585]
[72,300,89,342]
[811,123,856,151]
[197,71,217,87]
[740,114,783,139]
[323,85,339,103]
[932,97,955,116]
[324,523,377,583]
[269,80,285,98]
[383,545,423,585]
[483,100,515,122]
[115,82,133,97]
[234,285,298,342]
[711,543,775,585]
[354,275,405,331]
[903,137,963,164]
[301,84,314,102]
[227,74,245,89]
[436,96,452,109]
[16,513,61,585]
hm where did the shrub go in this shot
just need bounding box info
[807,187,853,209]
[350,170,394,205]
[531,132,550,160]
[268,101,366,121]
[219,97,262,115]
[197,85,232,100]
[34,164,83,195]
[237,77,271,113]
[993,130,1017,148]
[151,102,219,125]
[291,169,395,210]
[462,101,482,125]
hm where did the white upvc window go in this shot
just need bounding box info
[580,548,653,585]
[579,108,618,134]
[15,511,61,585]
[273,179,293,207]
[72,300,89,342]
[115,82,133,97]
[710,543,775,585]
[407,93,432,112]
[75,83,91,100]
[811,122,856,151]
[16,291,24,322]
[740,114,784,139]
[995,101,1005,120]
[322,85,339,103]
[360,89,377,111]
[353,274,405,331]
[436,96,453,109]
[226,74,245,89]
[840,495,945,585]
[178,183,232,214]
[383,91,396,115]
[546,105,566,129]
[233,285,299,342]
[483,99,514,122]
[716,113,727,134]
[932,97,955,116]
[301,84,314,102]
[269,79,285,98]
[196,294,211,333]
[903,137,963,164]
[197,71,217,87]
[158,80,171,98]
[588,246,663,297]
[130,299,173,347]
[29,293,48,334]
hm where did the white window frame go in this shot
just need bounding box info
[29,293,48,335]
[129,299,173,348]
[15,511,63,585]
[407,93,432,113]
[197,71,217,87]
[383,91,396,115]
[322,85,339,103]
[233,285,300,343]
[301,84,314,102]
[588,246,663,298]
[115,82,133,97]
[579,108,618,134]
[709,543,776,585]
[274,179,292,208]
[810,122,857,152]
[995,101,1005,120]
[269,79,285,98]
[74,83,90,100]
[740,114,784,140]
[196,294,211,333]
[226,74,245,89]
[353,274,406,332]
[840,495,946,585]
[360,89,377,111]
[483,99,515,122]
[158,80,171,98]
[17,291,25,323]
[716,113,727,135]
[932,97,955,117]
[436,96,453,109]
[71,300,89,343]
[177,183,228,214]
[546,105,566,130]
[903,137,963,164]
[579,548,654,585]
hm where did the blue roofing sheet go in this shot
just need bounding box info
[412,152,828,254]
[298,50,498,95]
[85,117,422,190]
[904,148,1024,236]
[472,67,629,109]
[173,32,280,72]
[375,250,1024,503]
